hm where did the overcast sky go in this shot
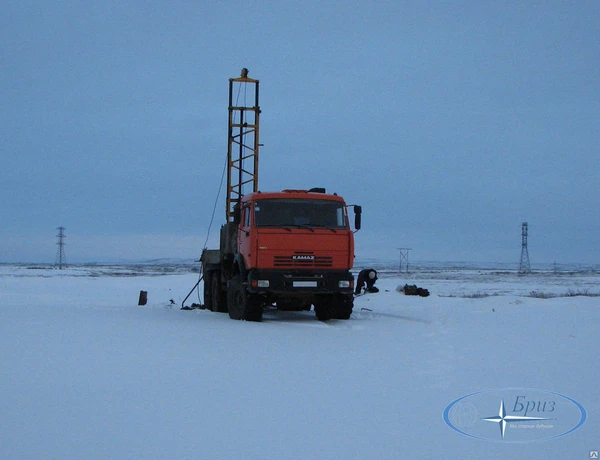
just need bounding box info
[2,1,598,265]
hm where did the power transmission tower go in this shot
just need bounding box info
[55,226,67,269]
[398,248,412,273]
[518,222,530,274]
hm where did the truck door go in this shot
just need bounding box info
[238,203,253,269]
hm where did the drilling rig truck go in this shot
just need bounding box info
[200,70,361,322]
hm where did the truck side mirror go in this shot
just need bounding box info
[354,205,362,230]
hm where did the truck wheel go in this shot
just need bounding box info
[244,297,263,322]
[211,271,228,313]
[227,275,263,322]
[203,271,214,310]
[335,294,353,320]
[314,295,336,321]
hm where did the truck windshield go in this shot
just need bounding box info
[254,199,348,229]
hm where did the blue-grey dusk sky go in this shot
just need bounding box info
[2,1,598,264]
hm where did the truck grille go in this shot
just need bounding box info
[273,253,333,268]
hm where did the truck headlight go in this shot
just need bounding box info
[257,280,270,288]
[338,280,350,288]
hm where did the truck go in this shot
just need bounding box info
[199,70,361,322]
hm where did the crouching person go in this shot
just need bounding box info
[355,268,379,295]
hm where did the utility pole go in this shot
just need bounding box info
[518,222,531,274]
[55,226,67,269]
[398,248,412,273]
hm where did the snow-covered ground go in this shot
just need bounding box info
[1,262,598,459]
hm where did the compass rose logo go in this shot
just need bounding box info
[482,398,553,440]
[443,388,587,443]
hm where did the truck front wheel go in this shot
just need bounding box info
[335,293,353,320]
[227,275,263,322]
[314,294,353,321]
[314,294,336,321]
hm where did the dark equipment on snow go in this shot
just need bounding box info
[181,275,203,309]
[181,303,203,310]
[138,290,148,306]
[355,269,379,295]
[402,284,430,297]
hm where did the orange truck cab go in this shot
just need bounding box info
[201,188,361,321]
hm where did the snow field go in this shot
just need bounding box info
[1,265,598,459]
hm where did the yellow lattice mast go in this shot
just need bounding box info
[226,68,261,222]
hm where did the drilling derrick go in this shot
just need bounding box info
[226,68,261,222]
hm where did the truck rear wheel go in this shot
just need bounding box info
[203,271,214,310]
[227,275,263,322]
[211,271,227,313]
